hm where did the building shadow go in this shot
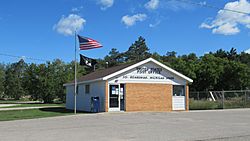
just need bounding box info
[39,107,91,114]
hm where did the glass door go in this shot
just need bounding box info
[109,85,120,111]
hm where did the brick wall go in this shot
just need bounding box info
[125,83,172,112]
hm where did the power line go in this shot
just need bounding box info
[173,0,250,15]
[0,53,50,62]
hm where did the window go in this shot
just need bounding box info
[85,84,90,94]
[173,85,185,96]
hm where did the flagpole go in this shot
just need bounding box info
[74,31,77,114]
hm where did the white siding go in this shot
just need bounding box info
[108,62,187,85]
[65,81,106,112]
[66,85,74,110]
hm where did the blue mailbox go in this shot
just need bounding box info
[91,97,100,113]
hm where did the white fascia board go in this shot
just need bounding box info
[63,78,103,87]
[102,58,152,80]
[150,59,193,83]
[103,58,193,83]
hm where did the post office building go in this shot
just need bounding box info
[64,58,193,112]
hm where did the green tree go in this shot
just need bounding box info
[125,36,151,62]
[4,59,27,100]
[151,52,162,62]
[104,48,124,67]
[227,47,238,61]
[23,63,40,100]
[50,59,69,102]
[217,61,250,90]
[213,49,227,58]
[194,54,225,91]
[162,51,177,67]
[0,64,5,98]
[179,53,198,81]
[239,52,250,67]
[36,63,55,103]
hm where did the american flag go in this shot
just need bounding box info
[78,35,103,50]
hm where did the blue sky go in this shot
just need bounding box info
[0,0,250,64]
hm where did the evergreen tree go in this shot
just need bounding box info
[151,52,162,62]
[125,36,151,62]
[104,48,124,67]
[227,47,238,61]
[213,49,227,58]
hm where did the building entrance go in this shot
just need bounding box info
[109,84,125,111]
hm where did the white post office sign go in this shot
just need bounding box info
[122,67,175,81]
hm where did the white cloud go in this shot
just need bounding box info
[54,14,86,36]
[200,0,250,35]
[149,20,161,28]
[162,0,194,11]
[212,23,240,35]
[145,0,160,10]
[71,8,79,12]
[200,23,213,29]
[71,6,83,12]
[121,14,147,27]
[98,0,114,10]
[245,48,250,54]
[199,1,207,6]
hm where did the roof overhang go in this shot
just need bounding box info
[103,58,193,83]
[64,58,193,87]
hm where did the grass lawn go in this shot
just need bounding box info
[0,107,79,121]
[0,99,41,104]
[0,103,64,108]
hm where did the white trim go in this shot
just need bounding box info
[103,58,193,83]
